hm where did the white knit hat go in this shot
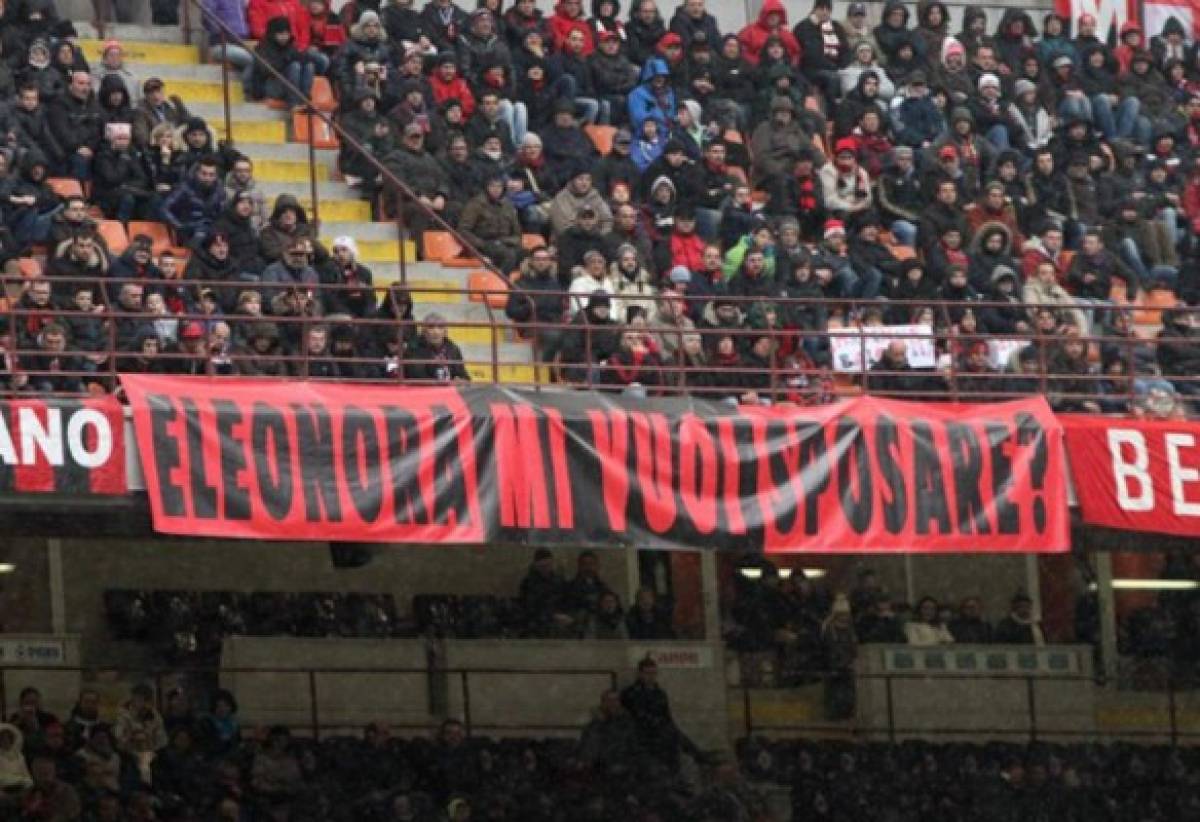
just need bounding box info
[332,236,359,258]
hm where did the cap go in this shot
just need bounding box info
[848,1,867,15]
[130,233,153,249]
[944,38,965,59]
[664,138,687,155]
[184,116,207,134]
[614,128,632,145]
[1014,79,1037,97]
[908,69,927,86]
[978,73,1001,91]
[587,292,611,309]
[403,122,424,137]
[1052,55,1072,69]
[939,145,958,161]
[892,146,914,160]
[658,32,682,49]
[823,219,846,239]
[180,321,205,340]
[668,266,692,285]
[835,137,857,156]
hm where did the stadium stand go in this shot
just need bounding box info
[3,1,1200,820]
[0,0,1189,413]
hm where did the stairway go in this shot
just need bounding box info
[75,24,540,384]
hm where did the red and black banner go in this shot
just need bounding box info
[1064,415,1200,537]
[0,398,126,495]
[120,376,1070,552]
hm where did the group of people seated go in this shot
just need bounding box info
[0,0,1197,414]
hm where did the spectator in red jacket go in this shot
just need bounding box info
[669,204,706,272]
[549,0,595,55]
[248,0,311,51]
[428,52,476,119]
[737,0,800,66]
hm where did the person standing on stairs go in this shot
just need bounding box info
[381,122,451,253]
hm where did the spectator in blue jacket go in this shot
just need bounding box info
[160,157,226,244]
[628,58,675,135]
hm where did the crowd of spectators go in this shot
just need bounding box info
[727,562,1047,694]
[0,1,1191,406]
[1118,551,1200,688]
[0,658,739,821]
[739,737,1200,821]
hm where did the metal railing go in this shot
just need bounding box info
[2,276,1196,414]
[183,0,518,294]
[0,663,619,739]
[733,668,1200,746]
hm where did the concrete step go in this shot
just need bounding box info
[78,38,198,66]
[188,102,290,123]
[357,238,417,263]
[459,342,534,364]
[129,63,228,83]
[215,119,287,144]
[316,221,395,241]
[253,158,327,182]
[258,180,358,200]
[464,362,542,385]
[76,23,187,44]
[159,77,244,104]
[234,142,337,163]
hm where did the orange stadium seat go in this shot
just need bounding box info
[521,234,546,250]
[293,110,339,149]
[422,231,481,267]
[97,221,129,255]
[47,177,83,199]
[585,124,617,156]
[468,270,509,308]
[310,77,338,113]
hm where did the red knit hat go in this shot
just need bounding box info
[823,219,846,239]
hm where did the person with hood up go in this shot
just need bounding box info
[628,57,676,136]
[967,221,1017,291]
[405,312,470,382]
[589,0,625,48]
[1156,306,1200,405]
[1038,13,1075,67]
[252,15,316,106]
[750,96,818,187]
[993,9,1037,73]
[540,99,598,185]
[892,71,943,149]
[548,0,594,55]
[955,7,991,56]
[456,9,511,83]
[840,41,893,101]
[932,38,974,106]
[5,149,59,248]
[16,38,63,102]
[834,68,889,138]
[184,231,243,312]
[1007,77,1053,154]
[1114,19,1145,75]
[234,320,289,377]
[209,191,262,276]
[914,0,950,67]
[876,145,922,247]
[793,0,849,109]
[96,72,135,138]
[1121,51,1174,143]
[965,182,1024,248]
[738,0,799,66]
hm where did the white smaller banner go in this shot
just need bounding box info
[988,339,1029,370]
[829,324,936,373]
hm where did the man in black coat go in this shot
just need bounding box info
[620,657,703,773]
[47,70,101,180]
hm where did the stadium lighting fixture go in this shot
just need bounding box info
[1111,579,1200,591]
[0,563,14,574]
[738,567,763,579]
[802,569,828,579]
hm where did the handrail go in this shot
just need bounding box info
[185,0,519,292]
[3,274,1195,413]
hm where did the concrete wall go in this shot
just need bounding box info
[0,539,52,634]
[219,635,729,750]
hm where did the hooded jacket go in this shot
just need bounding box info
[548,0,594,55]
[739,0,800,66]
[627,58,676,135]
[874,0,918,64]
[247,0,311,50]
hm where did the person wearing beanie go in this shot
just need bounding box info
[91,39,140,104]
[1007,77,1053,153]
[930,107,994,202]
[933,37,973,106]
[840,41,894,102]
[819,137,873,218]
[1038,13,1075,68]
[317,236,377,318]
[877,145,923,248]
[994,9,1038,74]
